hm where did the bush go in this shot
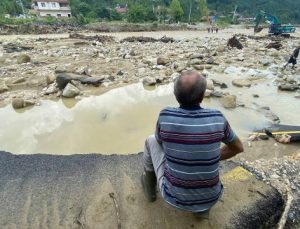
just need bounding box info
[127,5,145,23]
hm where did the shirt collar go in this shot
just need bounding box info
[179,104,202,110]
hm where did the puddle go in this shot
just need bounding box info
[0,83,272,155]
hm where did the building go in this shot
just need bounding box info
[115,4,128,14]
[32,0,71,18]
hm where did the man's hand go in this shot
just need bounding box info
[221,137,244,160]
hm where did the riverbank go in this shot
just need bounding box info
[0,151,284,229]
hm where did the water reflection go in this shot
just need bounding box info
[0,83,268,155]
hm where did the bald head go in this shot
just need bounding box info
[174,71,207,106]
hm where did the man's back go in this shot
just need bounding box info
[156,106,236,212]
[293,48,299,59]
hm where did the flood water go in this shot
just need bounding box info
[0,83,272,155]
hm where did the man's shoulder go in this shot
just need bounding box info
[159,107,224,116]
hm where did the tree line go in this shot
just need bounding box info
[1,0,299,24]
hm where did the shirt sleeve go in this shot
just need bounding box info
[155,114,162,143]
[222,120,237,144]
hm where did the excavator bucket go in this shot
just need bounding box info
[254,27,263,33]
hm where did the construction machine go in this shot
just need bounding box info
[254,10,296,36]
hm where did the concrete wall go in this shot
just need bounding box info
[39,10,71,18]
[34,2,71,18]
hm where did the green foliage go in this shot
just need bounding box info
[127,5,145,23]
[1,0,300,24]
[170,0,184,22]
[198,0,208,17]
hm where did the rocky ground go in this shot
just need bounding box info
[0,31,299,110]
[240,149,300,228]
[0,29,300,227]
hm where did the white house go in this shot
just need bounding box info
[32,0,71,18]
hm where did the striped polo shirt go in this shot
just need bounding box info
[155,105,236,212]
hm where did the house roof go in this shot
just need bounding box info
[32,0,69,3]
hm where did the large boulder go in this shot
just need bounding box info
[220,95,237,108]
[62,83,80,98]
[17,54,31,64]
[232,79,252,87]
[227,36,243,50]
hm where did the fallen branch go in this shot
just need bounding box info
[109,192,121,229]
[277,190,293,229]
[74,208,86,229]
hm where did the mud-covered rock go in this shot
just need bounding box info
[227,36,243,50]
[17,54,31,64]
[143,77,156,86]
[62,83,80,98]
[232,79,252,87]
[12,98,35,109]
[157,56,170,65]
[0,80,9,94]
[220,95,237,108]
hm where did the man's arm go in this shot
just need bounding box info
[220,137,244,160]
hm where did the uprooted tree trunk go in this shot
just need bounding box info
[227,36,243,49]
[266,41,282,50]
[69,33,114,43]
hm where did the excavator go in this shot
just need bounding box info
[254,10,296,36]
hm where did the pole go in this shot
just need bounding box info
[16,0,27,18]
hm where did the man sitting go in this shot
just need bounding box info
[141,71,244,215]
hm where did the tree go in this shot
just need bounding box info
[198,0,208,17]
[127,5,146,23]
[170,0,184,22]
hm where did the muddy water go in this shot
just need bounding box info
[0,83,270,155]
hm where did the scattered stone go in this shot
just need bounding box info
[190,59,202,65]
[117,70,124,76]
[0,80,9,94]
[294,92,300,99]
[220,95,237,108]
[157,56,170,65]
[46,74,56,85]
[211,91,224,97]
[143,77,156,86]
[206,57,215,65]
[44,83,58,95]
[62,83,80,98]
[205,89,212,97]
[194,65,204,70]
[80,76,105,85]
[227,36,243,50]
[3,43,34,53]
[17,54,31,64]
[278,83,299,91]
[190,53,204,59]
[12,98,35,109]
[253,94,259,98]
[259,59,271,66]
[266,42,282,50]
[232,79,252,87]
[12,77,26,84]
[206,79,214,90]
[56,74,73,90]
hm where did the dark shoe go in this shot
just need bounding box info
[141,170,157,202]
[193,209,210,220]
